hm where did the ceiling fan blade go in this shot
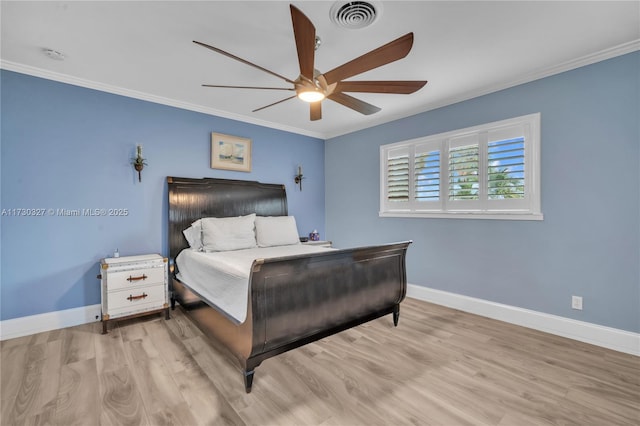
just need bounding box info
[328,92,381,115]
[193,40,296,85]
[202,84,294,91]
[310,102,322,121]
[322,33,415,85]
[252,95,297,113]
[290,5,316,80]
[335,80,427,94]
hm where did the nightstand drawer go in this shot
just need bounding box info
[106,284,166,318]
[104,267,165,291]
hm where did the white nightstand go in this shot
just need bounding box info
[99,254,169,334]
[302,240,332,248]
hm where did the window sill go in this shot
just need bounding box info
[379,211,544,221]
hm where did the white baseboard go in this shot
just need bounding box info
[3,289,638,356]
[0,304,101,341]
[407,284,639,356]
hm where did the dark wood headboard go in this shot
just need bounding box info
[167,176,288,265]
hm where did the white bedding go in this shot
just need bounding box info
[176,245,334,323]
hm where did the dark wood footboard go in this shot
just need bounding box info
[246,241,410,366]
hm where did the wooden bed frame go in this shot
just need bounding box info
[167,176,410,392]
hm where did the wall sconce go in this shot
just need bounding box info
[132,144,147,182]
[294,165,304,191]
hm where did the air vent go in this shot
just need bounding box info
[330,1,381,29]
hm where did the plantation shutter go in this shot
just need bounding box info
[385,146,410,209]
[488,137,525,199]
[486,124,529,210]
[447,134,479,210]
[414,142,442,210]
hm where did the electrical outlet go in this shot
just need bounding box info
[572,295,583,310]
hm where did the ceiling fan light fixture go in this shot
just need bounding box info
[297,90,325,103]
[296,74,327,102]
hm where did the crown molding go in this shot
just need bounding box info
[3,39,638,140]
[0,60,324,139]
[417,39,640,114]
[323,39,640,139]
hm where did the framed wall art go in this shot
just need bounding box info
[211,132,252,172]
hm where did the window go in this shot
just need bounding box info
[380,113,542,220]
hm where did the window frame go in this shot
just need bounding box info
[380,113,542,220]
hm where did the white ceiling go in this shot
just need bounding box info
[2,1,638,139]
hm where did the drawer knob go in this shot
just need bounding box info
[127,293,148,301]
[127,274,148,282]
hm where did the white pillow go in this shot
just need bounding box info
[182,219,203,250]
[255,216,301,247]
[201,214,257,252]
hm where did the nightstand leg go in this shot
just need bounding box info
[164,307,170,320]
[102,320,108,334]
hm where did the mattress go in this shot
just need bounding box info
[176,245,334,323]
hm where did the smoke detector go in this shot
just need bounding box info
[330,1,381,29]
[43,48,65,61]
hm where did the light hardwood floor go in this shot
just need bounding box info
[1,298,638,425]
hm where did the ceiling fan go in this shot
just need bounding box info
[194,4,427,121]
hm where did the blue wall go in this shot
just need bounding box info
[325,52,639,333]
[1,70,325,321]
[2,52,638,334]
